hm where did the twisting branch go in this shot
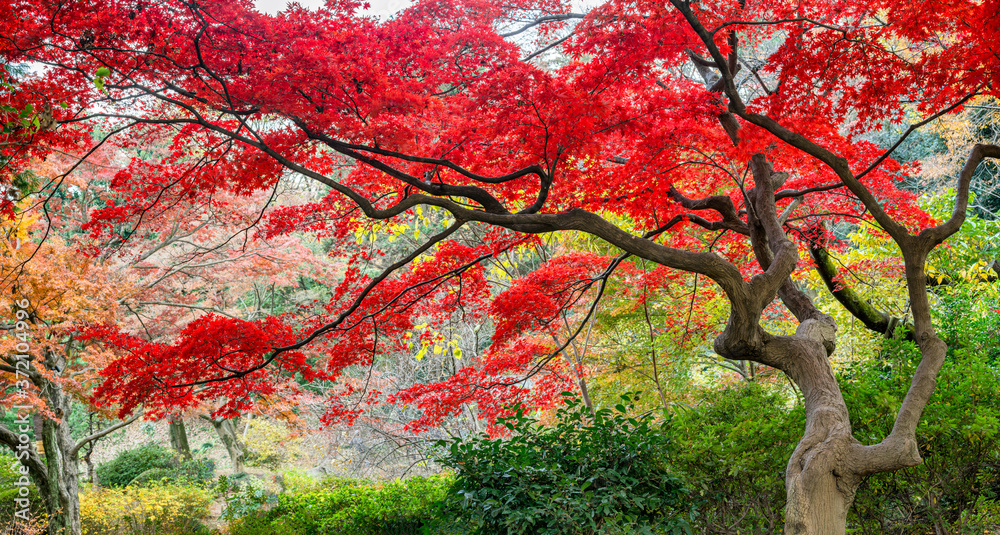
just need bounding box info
[808,236,914,341]
[0,424,50,499]
[70,413,142,457]
[920,144,1000,245]
[669,185,749,234]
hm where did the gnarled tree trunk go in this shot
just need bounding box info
[41,412,81,535]
[777,337,860,535]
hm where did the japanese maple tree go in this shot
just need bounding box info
[2,0,1000,533]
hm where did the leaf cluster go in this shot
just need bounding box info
[96,444,214,488]
[229,474,452,535]
[435,393,693,535]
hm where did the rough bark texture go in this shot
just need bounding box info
[0,348,139,535]
[168,417,192,460]
[207,417,246,474]
[42,414,81,535]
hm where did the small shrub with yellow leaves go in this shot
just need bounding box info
[244,420,300,470]
[80,482,212,535]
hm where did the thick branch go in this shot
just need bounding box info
[70,413,141,457]
[745,155,799,310]
[669,185,748,234]
[809,242,914,340]
[920,144,1000,245]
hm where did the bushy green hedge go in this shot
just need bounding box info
[664,383,802,534]
[437,394,693,535]
[96,444,214,487]
[230,474,452,535]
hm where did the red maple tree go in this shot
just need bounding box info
[2,0,1000,532]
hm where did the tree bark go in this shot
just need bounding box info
[772,336,861,535]
[168,416,192,460]
[41,416,81,535]
[36,376,81,535]
[205,416,246,474]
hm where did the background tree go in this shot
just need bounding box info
[0,219,138,535]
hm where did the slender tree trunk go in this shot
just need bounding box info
[206,417,246,474]
[168,416,192,460]
[576,374,594,411]
[82,442,96,487]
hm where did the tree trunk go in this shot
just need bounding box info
[783,436,858,535]
[207,417,246,474]
[770,331,864,535]
[168,416,192,460]
[83,442,96,487]
[40,389,82,535]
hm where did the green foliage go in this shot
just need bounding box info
[97,444,175,487]
[845,338,1000,533]
[437,393,692,535]
[277,467,323,494]
[128,456,215,487]
[228,474,452,535]
[96,444,214,487]
[219,474,280,523]
[932,281,1000,363]
[665,382,803,534]
[0,451,45,524]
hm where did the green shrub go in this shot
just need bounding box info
[845,338,1000,534]
[436,393,692,535]
[229,474,453,535]
[97,444,215,488]
[220,474,280,523]
[662,382,801,534]
[278,467,322,494]
[96,444,176,487]
[0,450,45,526]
